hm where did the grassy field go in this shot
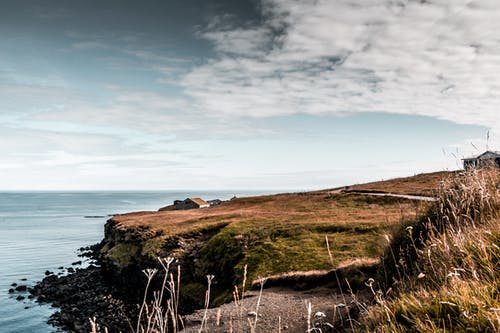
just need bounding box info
[108,171,446,286]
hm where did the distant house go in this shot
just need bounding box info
[173,198,210,210]
[463,151,500,169]
[207,199,222,206]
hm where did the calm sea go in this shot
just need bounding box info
[0,191,265,333]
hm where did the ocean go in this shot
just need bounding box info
[0,191,265,333]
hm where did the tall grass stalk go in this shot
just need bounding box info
[362,167,500,332]
[198,275,214,333]
[248,277,267,333]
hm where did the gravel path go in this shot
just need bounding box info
[329,188,436,202]
[182,286,372,333]
[356,192,436,202]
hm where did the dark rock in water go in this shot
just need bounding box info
[77,243,102,260]
[15,285,27,292]
[20,278,27,281]
[45,270,53,276]
[58,266,64,270]
[28,294,34,299]
[8,288,14,293]
[16,295,25,301]
[71,261,82,266]
[11,283,17,287]
[29,242,133,333]
[24,306,29,309]
[31,265,133,333]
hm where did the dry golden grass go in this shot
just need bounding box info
[106,172,448,289]
[361,167,500,332]
[113,191,430,235]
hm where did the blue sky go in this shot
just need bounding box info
[0,0,498,190]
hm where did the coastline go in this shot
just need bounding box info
[14,173,453,332]
[25,244,134,333]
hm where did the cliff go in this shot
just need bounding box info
[97,171,447,311]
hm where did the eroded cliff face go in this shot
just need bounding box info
[99,217,234,311]
[99,219,157,301]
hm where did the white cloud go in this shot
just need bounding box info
[32,86,283,140]
[181,0,500,134]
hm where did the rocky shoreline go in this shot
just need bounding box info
[13,245,137,333]
[32,265,131,332]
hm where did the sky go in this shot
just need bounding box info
[1,0,499,191]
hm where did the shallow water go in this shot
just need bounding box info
[0,191,263,333]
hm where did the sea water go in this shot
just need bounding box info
[0,191,264,333]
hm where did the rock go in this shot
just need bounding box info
[8,288,14,293]
[67,267,75,273]
[58,266,64,270]
[30,260,132,333]
[71,261,82,266]
[11,283,17,287]
[16,295,25,301]
[15,285,27,292]
[45,270,53,276]
[20,278,27,281]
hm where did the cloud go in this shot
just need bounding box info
[31,89,200,134]
[181,0,500,133]
[32,84,286,140]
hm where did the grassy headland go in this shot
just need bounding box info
[88,169,499,332]
[100,172,442,309]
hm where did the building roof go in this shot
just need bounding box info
[462,150,500,160]
[189,198,209,206]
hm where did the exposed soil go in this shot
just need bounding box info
[182,286,373,333]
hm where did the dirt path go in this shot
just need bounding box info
[182,286,371,333]
[355,192,436,202]
[328,188,436,202]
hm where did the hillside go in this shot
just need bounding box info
[99,171,447,314]
[106,174,446,275]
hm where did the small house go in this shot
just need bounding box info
[207,199,222,206]
[463,151,500,169]
[173,198,210,210]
